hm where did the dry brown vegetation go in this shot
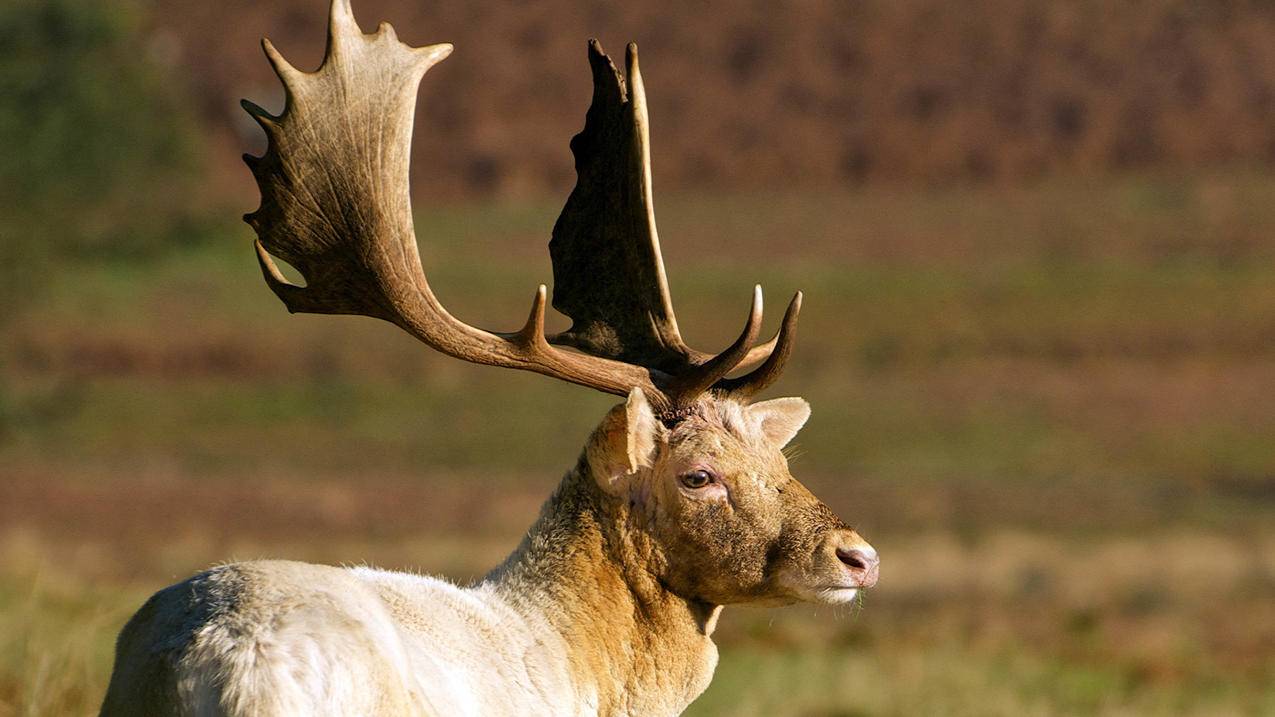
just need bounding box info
[159,0,1275,200]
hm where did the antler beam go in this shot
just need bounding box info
[243,0,800,414]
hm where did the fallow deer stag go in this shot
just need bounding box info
[100,1,878,714]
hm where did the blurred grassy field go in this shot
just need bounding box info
[3,172,1275,715]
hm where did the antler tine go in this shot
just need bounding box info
[716,291,802,399]
[240,99,280,134]
[327,0,358,49]
[664,286,765,405]
[262,38,305,91]
[506,284,551,348]
[244,0,679,413]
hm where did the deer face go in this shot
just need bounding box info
[590,390,878,607]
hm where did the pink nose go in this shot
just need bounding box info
[836,546,879,588]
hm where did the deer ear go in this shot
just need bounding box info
[747,397,811,448]
[590,388,665,490]
[622,388,662,473]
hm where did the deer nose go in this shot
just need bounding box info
[835,544,879,588]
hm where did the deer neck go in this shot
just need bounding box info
[484,459,721,715]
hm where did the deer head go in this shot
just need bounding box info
[244,0,876,608]
[588,389,877,607]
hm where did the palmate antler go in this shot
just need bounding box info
[244,0,800,414]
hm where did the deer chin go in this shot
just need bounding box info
[814,586,861,605]
[773,576,862,606]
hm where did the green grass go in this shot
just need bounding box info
[0,567,147,716]
[695,645,1274,717]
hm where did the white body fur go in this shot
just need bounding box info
[105,561,600,716]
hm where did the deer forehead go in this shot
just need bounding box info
[668,400,773,449]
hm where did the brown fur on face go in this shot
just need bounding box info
[587,390,876,608]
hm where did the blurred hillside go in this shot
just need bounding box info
[12,0,1275,231]
[155,0,1275,201]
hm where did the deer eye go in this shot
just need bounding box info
[680,469,715,489]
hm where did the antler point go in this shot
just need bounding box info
[625,42,640,74]
[261,38,304,86]
[516,285,550,347]
[331,0,355,21]
[240,99,279,131]
[254,239,301,292]
[327,0,360,51]
[414,42,454,66]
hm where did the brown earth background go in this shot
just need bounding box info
[168,0,1275,199]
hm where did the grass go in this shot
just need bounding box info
[3,171,1275,714]
[3,525,1272,716]
[699,643,1275,716]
